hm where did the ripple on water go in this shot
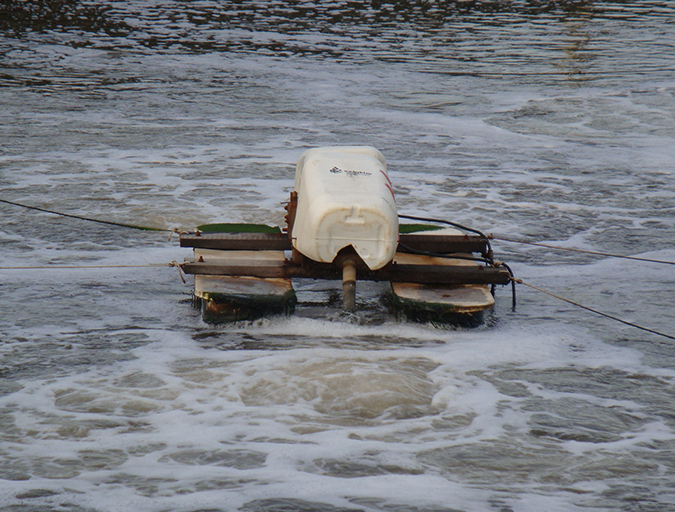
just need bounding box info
[1,2,675,511]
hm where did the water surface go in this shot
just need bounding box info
[1,2,675,511]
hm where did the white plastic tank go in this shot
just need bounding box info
[292,146,398,270]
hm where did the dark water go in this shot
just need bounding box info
[1,2,675,511]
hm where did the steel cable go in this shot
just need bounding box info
[493,235,675,266]
[0,198,170,232]
[513,278,675,341]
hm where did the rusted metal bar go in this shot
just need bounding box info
[181,261,510,285]
[341,256,358,311]
[182,262,298,278]
[378,264,510,285]
[398,234,488,254]
[284,191,298,240]
[180,232,292,251]
[180,232,487,254]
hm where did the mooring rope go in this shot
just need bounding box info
[513,278,675,341]
[0,264,166,269]
[493,235,675,266]
[3,202,672,337]
[0,198,170,232]
[2,261,672,338]
[399,213,490,240]
[0,261,188,283]
[398,213,495,263]
[399,212,673,265]
[11,199,670,266]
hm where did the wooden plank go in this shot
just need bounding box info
[391,283,495,312]
[193,249,287,266]
[195,275,294,299]
[195,275,296,323]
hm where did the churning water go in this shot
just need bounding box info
[1,2,674,511]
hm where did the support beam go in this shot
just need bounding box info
[397,234,488,254]
[181,260,511,285]
[341,257,357,312]
[180,232,291,251]
[179,232,488,255]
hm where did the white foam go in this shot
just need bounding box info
[2,6,675,511]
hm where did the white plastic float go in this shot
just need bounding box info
[180,146,511,325]
[292,146,398,270]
